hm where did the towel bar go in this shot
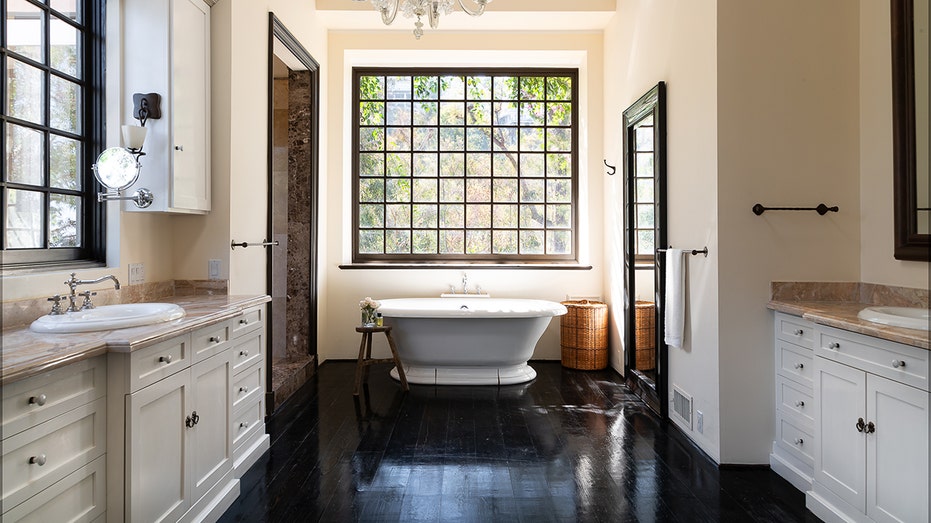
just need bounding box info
[657,247,709,257]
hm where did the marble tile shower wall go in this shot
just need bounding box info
[1,279,228,330]
[285,69,312,362]
[771,281,929,308]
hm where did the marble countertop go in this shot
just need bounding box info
[1,294,271,385]
[768,299,929,350]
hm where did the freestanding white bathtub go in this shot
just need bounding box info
[377,297,567,385]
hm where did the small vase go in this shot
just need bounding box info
[361,309,376,327]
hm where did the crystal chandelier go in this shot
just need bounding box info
[368,0,492,39]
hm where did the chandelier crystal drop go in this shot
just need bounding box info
[368,0,492,39]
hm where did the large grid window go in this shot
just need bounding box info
[1,0,105,267]
[632,114,655,263]
[352,68,578,263]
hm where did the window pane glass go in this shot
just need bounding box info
[440,179,464,202]
[385,76,409,100]
[493,102,518,125]
[637,204,654,228]
[493,230,518,254]
[466,76,491,100]
[546,128,571,152]
[412,179,437,202]
[439,204,464,228]
[547,204,571,228]
[50,13,80,77]
[360,128,384,151]
[413,101,438,125]
[359,179,384,202]
[5,188,43,248]
[6,123,45,185]
[412,230,437,254]
[466,205,491,228]
[519,179,545,203]
[466,152,490,176]
[547,102,571,126]
[493,76,518,100]
[6,58,45,124]
[385,178,411,202]
[359,76,384,100]
[494,204,518,227]
[520,127,544,152]
[439,102,464,125]
[412,128,437,151]
[412,154,437,177]
[547,179,571,203]
[412,204,437,228]
[413,76,437,100]
[385,204,410,227]
[49,193,79,247]
[51,0,80,23]
[50,134,80,189]
[439,76,464,100]
[466,128,491,151]
[519,204,544,228]
[636,153,654,178]
[493,128,517,151]
[359,204,384,228]
[546,77,572,101]
[493,152,517,177]
[359,230,383,253]
[636,125,654,151]
[546,153,571,177]
[519,230,544,254]
[493,180,518,202]
[439,153,464,177]
[386,101,411,125]
[359,102,384,126]
[520,77,544,100]
[520,154,544,177]
[439,127,463,151]
[637,230,655,254]
[50,75,81,133]
[547,230,571,254]
[467,102,491,125]
[386,128,411,151]
[439,229,463,254]
[519,102,545,126]
[465,230,490,254]
[636,179,654,202]
[359,153,384,177]
[6,0,44,63]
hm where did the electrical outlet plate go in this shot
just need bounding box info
[208,259,221,280]
[696,410,704,433]
[128,263,145,285]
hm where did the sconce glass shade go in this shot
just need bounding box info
[121,125,147,150]
[93,147,141,191]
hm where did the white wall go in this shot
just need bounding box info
[604,0,721,461]
[320,31,606,362]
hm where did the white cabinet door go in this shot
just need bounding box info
[127,369,191,523]
[815,357,866,512]
[189,351,232,504]
[867,374,929,523]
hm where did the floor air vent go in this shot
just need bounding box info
[672,386,693,430]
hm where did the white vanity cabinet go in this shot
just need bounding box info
[770,313,817,491]
[806,324,929,523]
[228,306,270,477]
[123,0,211,214]
[1,356,108,522]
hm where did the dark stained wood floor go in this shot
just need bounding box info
[219,361,819,522]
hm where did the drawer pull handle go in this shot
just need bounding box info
[209,336,221,343]
[828,342,840,350]
[240,422,250,429]
[865,421,875,434]
[28,394,47,406]
[239,386,249,393]
[159,355,173,364]
[185,411,200,428]
[240,319,249,325]
[240,350,249,357]
[794,363,804,370]
[29,454,47,466]
[793,329,803,336]
[892,359,906,369]
[856,417,865,432]
[795,400,805,408]
[793,438,803,445]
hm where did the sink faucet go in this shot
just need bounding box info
[64,272,120,312]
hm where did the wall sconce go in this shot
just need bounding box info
[94,92,161,208]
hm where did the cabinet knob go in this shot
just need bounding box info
[240,422,250,429]
[240,319,249,325]
[29,454,47,466]
[865,421,875,434]
[159,354,173,364]
[794,362,804,370]
[793,329,804,336]
[239,386,249,393]
[795,400,805,408]
[209,336,221,343]
[174,145,184,151]
[892,359,906,369]
[793,438,803,445]
[828,342,840,350]
[28,394,47,406]
[240,350,249,357]
[185,411,200,428]
[856,417,866,432]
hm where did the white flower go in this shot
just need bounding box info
[359,296,380,310]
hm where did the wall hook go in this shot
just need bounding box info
[604,159,616,176]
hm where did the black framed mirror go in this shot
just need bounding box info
[892,0,930,260]
[623,82,666,417]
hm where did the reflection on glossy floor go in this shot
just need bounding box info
[219,361,818,522]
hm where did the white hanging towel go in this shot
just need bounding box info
[664,249,686,348]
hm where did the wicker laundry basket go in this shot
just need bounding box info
[560,300,609,370]
[635,301,656,371]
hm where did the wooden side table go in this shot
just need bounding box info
[354,325,409,396]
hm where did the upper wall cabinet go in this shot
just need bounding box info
[123,0,211,214]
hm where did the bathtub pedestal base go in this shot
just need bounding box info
[390,364,536,385]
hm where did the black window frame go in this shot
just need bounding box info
[1,0,106,269]
[351,67,579,265]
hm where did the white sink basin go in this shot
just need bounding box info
[857,306,930,331]
[30,303,185,333]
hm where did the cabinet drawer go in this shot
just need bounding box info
[777,340,814,387]
[130,333,190,391]
[232,363,263,414]
[817,326,929,391]
[2,356,106,439]
[232,397,264,450]
[231,334,263,374]
[1,455,106,523]
[775,314,816,349]
[1,397,106,510]
[776,415,814,467]
[776,375,813,426]
[231,306,263,339]
[192,321,230,362]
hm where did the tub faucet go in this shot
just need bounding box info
[64,272,120,312]
[462,272,468,294]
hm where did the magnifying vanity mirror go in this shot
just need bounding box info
[892,0,930,260]
[92,147,153,208]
